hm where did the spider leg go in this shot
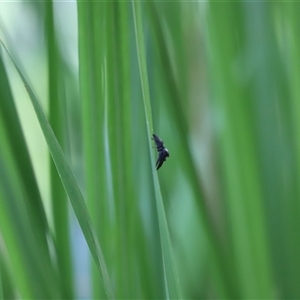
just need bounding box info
[156,151,166,170]
[152,134,165,152]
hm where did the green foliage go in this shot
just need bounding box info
[0,1,300,299]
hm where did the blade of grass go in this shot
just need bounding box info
[0,45,61,299]
[0,258,2,300]
[114,2,146,297]
[283,4,300,296]
[132,2,181,299]
[128,6,166,297]
[77,2,111,298]
[242,3,300,298]
[0,162,34,299]
[0,115,60,299]
[0,40,114,300]
[0,255,15,299]
[148,3,236,298]
[207,2,273,298]
[105,3,130,297]
[0,39,49,248]
[44,2,74,298]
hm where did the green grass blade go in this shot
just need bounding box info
[77,2,111,298]
[0,256,14,299]
[44,2,74,298]
[0,45,61,299]
[0,44,49,243]
[132,2,182,299]
[0,115,61,299]
[0,259,2,300]
[0,41,114,300]
[147,5,237,298]
[207,2,274,298]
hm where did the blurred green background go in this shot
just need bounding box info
[1,1,300,299]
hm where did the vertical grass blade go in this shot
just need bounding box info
[44,2,74,298]
[132,2,181,299]
[147,4,238,298]
[0,45,61,299]
[0,41,114,300]
[207,2,274,298]
[77,2,112,298]
[0,112,61,299]
[0,256,3,300]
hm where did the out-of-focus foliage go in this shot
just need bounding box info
[0,1,300,299]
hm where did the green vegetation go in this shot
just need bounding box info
[1,1,300,299]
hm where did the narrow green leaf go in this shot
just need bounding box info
[0,117,60,299]
[77,2,110,299]
[0,40,114,300]
[147,3,236,298]
[0,38,49,246]
[0,260,3,300]
[207,2,274,298]
[132,2,182,299]
[0,44,60,299]
[44,2,74,298]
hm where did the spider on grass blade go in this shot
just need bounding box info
[152,134,169,170]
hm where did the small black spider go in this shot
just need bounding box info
[152,134,169,170]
